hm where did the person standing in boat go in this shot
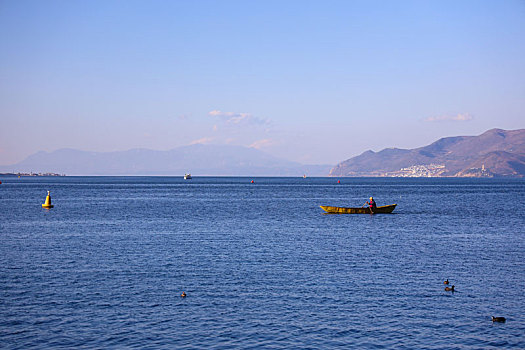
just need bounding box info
[367,197,377,214]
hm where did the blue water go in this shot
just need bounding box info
[1,176,524,349]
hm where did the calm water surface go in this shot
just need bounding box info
[1,176,524,349]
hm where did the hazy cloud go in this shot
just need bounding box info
[250,139,276,149]
[208,110,269,126]
[190,137,214,145]
[425,113,473,122]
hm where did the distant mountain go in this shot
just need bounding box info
[329,128,525,177]
[0,144,332,176]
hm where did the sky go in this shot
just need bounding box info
[1,0,524,166]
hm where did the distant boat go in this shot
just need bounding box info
[320,204,397,214]
[184,174,192,180]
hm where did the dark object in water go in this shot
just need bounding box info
[181,291,187,298]
[445,285,455,292]
[492,316,506,323]
[444,279,449,285]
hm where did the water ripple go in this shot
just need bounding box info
[1,177,524,348]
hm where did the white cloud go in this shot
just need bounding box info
[425,113,473,122]
[190,137,214,145]
[208,110,269,126]
[250,138,276,149]
[208,110,224,117]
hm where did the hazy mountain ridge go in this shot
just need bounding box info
[0,144,331,176]
[329,128,525,177]
[4,129,524,177]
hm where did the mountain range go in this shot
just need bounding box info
[329,128,525,177]
[0,144,331,176]
[2,128,524,177]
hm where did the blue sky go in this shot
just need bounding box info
[1,0,524,165]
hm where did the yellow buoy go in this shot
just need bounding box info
[42,191,54,209]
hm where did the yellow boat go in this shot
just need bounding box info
[320,204,397,214]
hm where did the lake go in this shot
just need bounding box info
[1,176,524,349]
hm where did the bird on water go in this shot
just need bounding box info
[445,285,455,292]
[444,279,449,285]
[492,316,506,323]
[181,291,187,298]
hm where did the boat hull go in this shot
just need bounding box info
[320,204,397,214]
